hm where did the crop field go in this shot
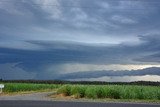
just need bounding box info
[1,83,160,101]
[57,85,160,100]
[2,83,60,93]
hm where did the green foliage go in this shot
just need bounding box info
[107,89,120,99]
[85,86,97,99]
[57,85,71,96]
[70,85,86,98]
[95,86,106,98]
[57,85,160,100]
[3,83,60,93]
[157,91,160,100]
[3,82,160,101]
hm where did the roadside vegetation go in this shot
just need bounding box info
[0,82,160,102]
[57,85,160,100]
[2,83,60,93]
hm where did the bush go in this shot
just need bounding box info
[85,87,97,99]
[107,89,120,99]
[57,85,71,96]
[95,87,106,98]
[70,86,86,98]
[3,83,59,92]
[76,86,86,98]
[120,86,135,99]
[134,88,144,99]
[157,90,160,100]
[56,84,160,100]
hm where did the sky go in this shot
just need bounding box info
[0,0,160,82]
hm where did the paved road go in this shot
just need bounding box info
[0,92,53,101]
[0,100,160,107]
[0,92,159,107]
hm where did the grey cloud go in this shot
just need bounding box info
[0,34,160,72]
[0,0,160,80]
[1,0,159,42]
[0,63,36,80]
[57,67,160,80]
[135,52,160,63]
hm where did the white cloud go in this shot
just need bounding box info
[47,63,160,74]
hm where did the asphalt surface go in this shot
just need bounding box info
[0,92,160,107]
[0,92,53,101]
[0,100,160,107]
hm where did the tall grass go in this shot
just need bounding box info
[3,83,60,93]
[57,85,160,100]
[2,83,160,100]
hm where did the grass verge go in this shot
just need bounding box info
[1,83,60,94]
[56,85,160,102]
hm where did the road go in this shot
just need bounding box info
[0,92,160,107]
[0,100,160,107]
[0,92,53,101]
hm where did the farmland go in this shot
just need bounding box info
[57,85,160,100]
[2,83,60,93]
[0,82,160,101]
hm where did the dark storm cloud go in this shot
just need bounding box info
[0,0,160,44]
[0,34,160,71]
[0,0,160,80]
[133,35,160,63]
[57,67,160,80]
[135,53,160,63]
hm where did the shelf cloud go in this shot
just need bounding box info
[0,0,160,81]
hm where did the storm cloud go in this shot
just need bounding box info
[57,67,160,80]
[0,0,160,81]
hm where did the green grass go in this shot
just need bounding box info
[2,83,60,93]
[1,83,160,102]
[57,85,160,100]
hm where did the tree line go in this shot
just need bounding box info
[0,79,159,86]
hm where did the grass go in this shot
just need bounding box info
[56,85,160,100]
[1,83,160,102]
[1,83,60,93]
